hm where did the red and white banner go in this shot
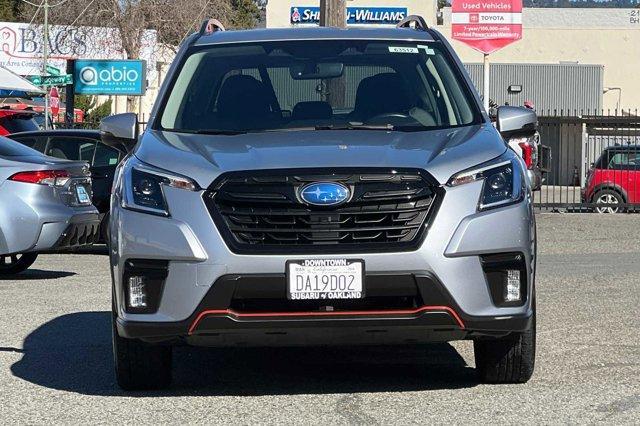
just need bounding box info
[451,0,522,54]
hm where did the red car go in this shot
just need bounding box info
[583,145,640,213]
[0,110,40,136]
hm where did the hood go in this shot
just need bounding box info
[135,124,506,188]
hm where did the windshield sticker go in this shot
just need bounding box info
[388,46,419,54]
[417,45,435,55]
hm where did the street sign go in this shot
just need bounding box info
[27,74,73,87]
[451,0,522,54]
[49,87,60,117]
[46,65,61,76]
[73,59,146,96]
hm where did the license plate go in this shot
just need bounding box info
[287,259,364,300]
[76,186,91,204]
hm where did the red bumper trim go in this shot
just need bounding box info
[188,305,465,335]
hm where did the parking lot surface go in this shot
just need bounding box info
[0,213,638,424]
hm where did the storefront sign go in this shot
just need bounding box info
[74,59,146,95]
[451,0,522,54]
[290,6,407,25]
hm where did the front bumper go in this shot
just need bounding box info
[112,175,536,346]
[117,273,533,346]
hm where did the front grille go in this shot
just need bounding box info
[204,169,440,254]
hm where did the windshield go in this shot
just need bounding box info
[158,40,481,133]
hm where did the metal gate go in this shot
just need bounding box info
[534,111,640,213]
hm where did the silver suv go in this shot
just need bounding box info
[103,17,537,390]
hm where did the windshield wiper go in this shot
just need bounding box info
[315,123,395,131]
[169,128,248,135]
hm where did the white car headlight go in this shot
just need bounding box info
[448,155,525,211]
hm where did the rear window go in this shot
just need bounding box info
[45,137,97,162]
[0,113,40,134]
[0,135,43,157]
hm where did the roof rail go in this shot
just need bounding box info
[396,15,428,31]
[199,18,226,36]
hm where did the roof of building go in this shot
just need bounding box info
[195,26,437,46]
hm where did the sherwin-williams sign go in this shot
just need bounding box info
[74,59,146,95]
[290,7,407,25]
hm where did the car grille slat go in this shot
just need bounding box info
[204,169,439,254]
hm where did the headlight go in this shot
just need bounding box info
[448,156,525,211]
[121,157,199,217]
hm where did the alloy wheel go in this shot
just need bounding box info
[595,194,620,214]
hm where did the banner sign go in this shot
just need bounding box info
[451,0,522,54]
[0,22,157,78]
[290,7,407,25]
[74,59,146,95]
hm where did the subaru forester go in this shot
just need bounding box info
[102,17,537,390]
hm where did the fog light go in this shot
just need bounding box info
[123,259,168,314]
[480,253,527,307]
[505,270,521,302]
[128,276,147,308]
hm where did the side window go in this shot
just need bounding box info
[93,143,120,167]
[45,137,97,162]
[609,151,640,170]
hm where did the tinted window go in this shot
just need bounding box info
[45,137,97,161]
[93,143,120,167]
[160,40,480,133]
[0,114,40,133]
[10,136,47,152]
[0,135,44,156]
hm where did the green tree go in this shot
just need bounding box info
[230,0,261,29]
[75,95,112,126]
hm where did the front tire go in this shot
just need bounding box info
[0,253,38,275]
[112,306,172,390]
[474,311,536,384]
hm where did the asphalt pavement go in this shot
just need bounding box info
[0,213,638,424]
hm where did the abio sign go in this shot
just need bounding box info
[74,59,146,95]
[451,0,522,54]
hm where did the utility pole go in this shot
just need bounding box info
[320,0,346,27]
[42,0,49,130]
[319,0,346,108]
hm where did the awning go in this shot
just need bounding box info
[0,66,45,97]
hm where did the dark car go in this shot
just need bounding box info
[8,129,126,241]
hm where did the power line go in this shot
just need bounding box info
[68,0,97,27]
[16,0,43,7]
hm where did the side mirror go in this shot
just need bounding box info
[496,106,537,137]
[100,113,138,153]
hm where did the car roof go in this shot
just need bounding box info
[604,145,640,151]
[194,26,437,47]
[8,128,101,139]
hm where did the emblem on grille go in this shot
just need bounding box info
[298,182,350,206]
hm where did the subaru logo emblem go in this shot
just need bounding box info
[298,182,351,206]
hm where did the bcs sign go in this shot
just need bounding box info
[74,59,146,96]
[451,0,522,54]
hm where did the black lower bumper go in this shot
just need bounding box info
[116,273,533,346]
[54,217,100,249]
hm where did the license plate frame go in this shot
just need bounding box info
[75,185,91,205]
[286,259,365,301]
